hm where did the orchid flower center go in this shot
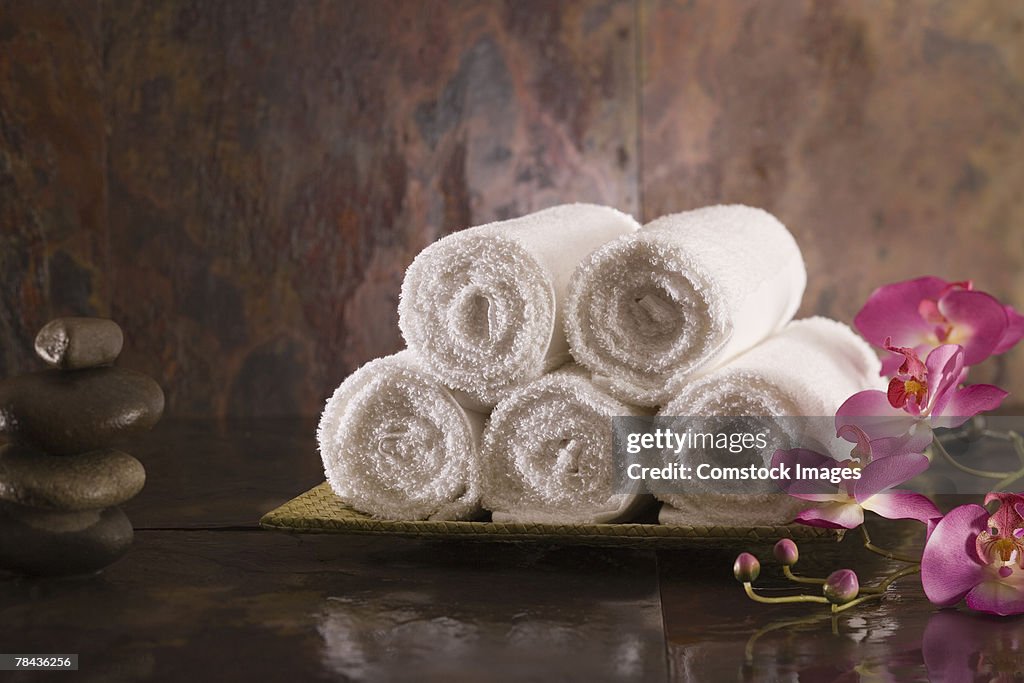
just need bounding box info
[837,424,872,470]
[887,375,928,410]
[918,281,972,346]
[904,378,926,400]
[847,444,869,470]
[988,537,1021,565]
[975,497,1024,575]
[884,342,930,411]
[918,298,948,327]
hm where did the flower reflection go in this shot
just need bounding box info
[721,608,1024,682]
[923,611,1024,681]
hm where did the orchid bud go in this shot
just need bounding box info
[773,538,799,566]
[823,569,859,605]
[733,553,760,583]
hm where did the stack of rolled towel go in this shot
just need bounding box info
[318,203,881,526]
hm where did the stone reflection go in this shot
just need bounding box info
[319,591,658,681]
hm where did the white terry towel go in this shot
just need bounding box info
[317,351,486,521]
[656,317,882,526]
[565,204,806,407]
[481,365,652,524]
[399,203,640,409]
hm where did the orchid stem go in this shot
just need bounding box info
[742,583,830,605]
[989,432,1024,489]
[981,429,1014,442]
[830,592,886,613]
[783,562,915,594]
[992,468,1024,493]
[1010,431,1024,468]
[859,525,920,564]
[782,565,826,585]
[744,564,916,614]
[932,435,1010,479]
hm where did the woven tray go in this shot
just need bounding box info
[260,483,842,548]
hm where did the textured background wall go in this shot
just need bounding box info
[2,0,1022,416]
[1,2,108,379]
[640,0,1024,393]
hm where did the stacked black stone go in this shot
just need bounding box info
[0,318,164,576]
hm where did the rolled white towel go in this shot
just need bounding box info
[481,366,652,524]
[399,203,640,408]
[656,317,882,526]
[565,204,806,406]
[317,351,486,521]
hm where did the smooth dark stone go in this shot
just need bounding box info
[0,444,145,511]
[34,317,124,369]
[0,368,164,455]
[0,504,133,576]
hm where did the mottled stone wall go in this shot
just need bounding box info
[3,0,1024,415]
[3,0,638,416]
[104,0,638,417]
[641,0,1024,389]
[0,2,108,376]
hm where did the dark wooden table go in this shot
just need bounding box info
[0,419,1009,681]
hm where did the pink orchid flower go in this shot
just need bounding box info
[771,425,939,529]
[855,277,1024,376]
[836,343,1007,443]
[922,493,1024,617]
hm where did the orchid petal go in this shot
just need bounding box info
[836,390,919,440]
[853,452,930,502]
[867,427,934,459]
[854,277,948,349]
[772,449,845,500]
[836,424,871,460]
[860,490,941,524]
[795,502,864,530]
[994,305,1024,354]
[923,344,965,406]
[884,342,928,379]
[965,579,1024,617]
[937,290,1009,365]
[921,504,989,607]
[931,383,1008,429]
[879,353,905,377]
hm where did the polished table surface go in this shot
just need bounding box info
[0,419,1015,682]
